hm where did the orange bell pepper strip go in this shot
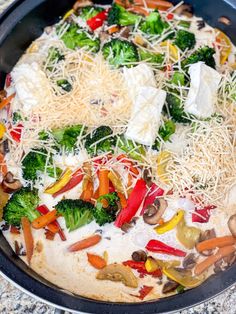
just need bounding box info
[87,253,107,269]
[0,93,15,110]
[21,217,34,264]
[80,178,94,202]
[44,168,72,194]
[117,192,127,208]
[99,169,109,207]
[32,209,58,229]
[68,234,102,252]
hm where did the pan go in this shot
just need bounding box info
[0,0,236,313]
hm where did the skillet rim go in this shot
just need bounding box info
[0,0,236,313]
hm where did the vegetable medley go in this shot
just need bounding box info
[1,0,236,302]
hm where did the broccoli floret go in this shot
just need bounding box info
[52,124,84,151]
[57,79,73,92]
[93,192,119,226]
[80,6,104,20]
[171,71,186,86]
[22,149,62,182]
[46,47,64,71]
[182,46,216,69]
[60,24,100,52]
[55,199,94,231]
[166,93,190,123]
[108,3,141,26]
[117,135,145,161]
[152,120,176,150]
[12,112,24,123]
[139,10,168,35]
[85,126,115,156]
[102,38,139,68]
[159,120,176,141]
[3,188,40,226]
[139,49,164,64]
[174,30,196,51]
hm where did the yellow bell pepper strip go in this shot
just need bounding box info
[160,41,179,62]
[52,168,83,198]
[44,168,72,194]
[0,123,6,139]
[146,239,186,257]
[145,257,159,273]
[155,259,180,269]
[177,216,201,249]
[145,257,181,273]
[215,29,231,64]
[63,9,74,20]
[157,151,171,184]
[154,210,184,234]
[163,267,204,288]
[108,170,124,193]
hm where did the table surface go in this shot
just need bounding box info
[0,0,236,313]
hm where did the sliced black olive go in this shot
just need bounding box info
[0,140,9,154]
[132,250,147,262]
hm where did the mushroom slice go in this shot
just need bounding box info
[183,253,198,269]
[162,280,179,294]
[143,198,167,225]
[96,263,138,288]
[228,214,236,238]
[2,172,22,193]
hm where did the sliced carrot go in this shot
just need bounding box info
[87,253,107,269]
[99,169,109,207]
[128,6,149,16]
[68,234,102,252]
[196,236,236,252]
[108,25,120,34]
[81,178,93,202]
[0,93,15,111]
[92,187,99,200]
[194,245,236,275]
[117,192,127,208]
[0,153,7,176]
[129,165,139,176]
[133,0,173,10]
[47,222,60,234]
[21,217,34,264]
[32,209,58,229]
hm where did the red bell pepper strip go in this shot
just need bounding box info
[86,9,108,31]
[109,180,116,193]
[123,260,162,277]
[140,182,164,215]
[131,285,154,300]
[146,240,186,257]
[10,123,23,142]
[36,205,66,241]
[115,179,147,227]
[52,168,83,198]
[192,205,216,223]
